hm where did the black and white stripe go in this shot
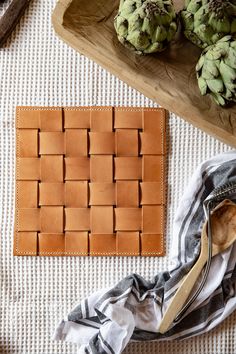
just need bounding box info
[54,151,236,354]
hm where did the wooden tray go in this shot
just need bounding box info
[52,0,236,147]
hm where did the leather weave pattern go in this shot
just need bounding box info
[14,106,166,256]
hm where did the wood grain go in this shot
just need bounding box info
[0,0,31,47]
[52,0,236,147]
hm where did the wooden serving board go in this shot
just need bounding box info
[52,0,236,147]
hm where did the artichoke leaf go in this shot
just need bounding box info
[211,93,226,106]
[181,11,194,31]
[186,0,202,14]
[231,19,236,33]
[205,47,222,60]
[196,54,205,71]
[127,30,149,50]
[195,24,214,45]
[153,25,167,42]
[225,88,234,99]
[166,21,177,41]
[219,60,236,84]
[204,59,219,77]
[224,81,236,93]
[206,78,224,93]
[128,13,143,32]
[224,47,236,69]
[142,17,154,35]
[198,76,208,95]
[217,35,232,43]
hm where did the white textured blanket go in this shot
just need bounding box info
[0,1,235,354]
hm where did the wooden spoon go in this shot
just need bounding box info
[159,199,236,334]
[0,0,31,47]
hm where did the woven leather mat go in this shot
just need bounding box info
[14,106,166,256]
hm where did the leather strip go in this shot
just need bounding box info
[14,106,167,256]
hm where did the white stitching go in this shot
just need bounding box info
[15,106,166,256]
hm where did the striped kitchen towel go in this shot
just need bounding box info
[53,151,236,354]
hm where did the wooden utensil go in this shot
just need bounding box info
[0,0,31,47]
[159,199,236,334]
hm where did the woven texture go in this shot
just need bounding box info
[14,106,165,256]
[0,0,235,353]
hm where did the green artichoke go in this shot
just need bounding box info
[114,0,178,54]
[181,0,236,49]
[196,36,236,106]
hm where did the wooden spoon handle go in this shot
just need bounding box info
[0,0,31,47]
[159,252,207,334]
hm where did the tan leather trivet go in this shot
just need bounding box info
[14,106,166,256]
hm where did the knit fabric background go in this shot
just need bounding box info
[0,1,235,353]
